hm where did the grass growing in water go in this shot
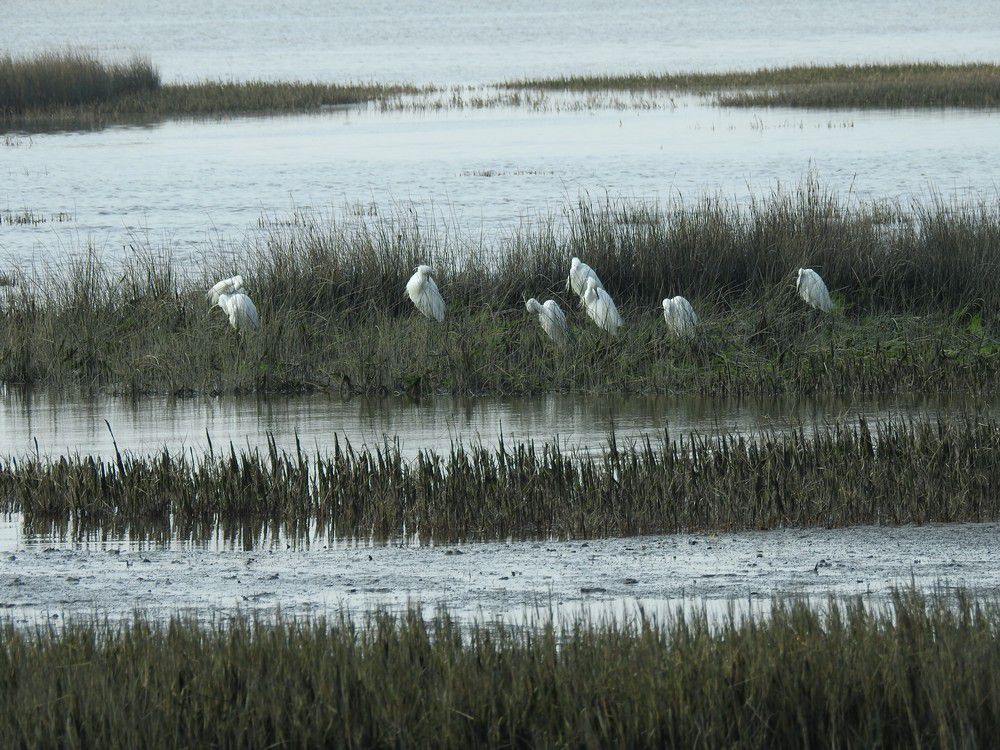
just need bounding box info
[0,185,998,397]
[1,51,419,129]
[0,51,159,113]
[1,591,999,747]
[5,416,1000,543]
[505,62,1000,108]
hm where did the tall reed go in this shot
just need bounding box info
[4,417,999,543]
[0,51,159,114]
[0,591,998,747]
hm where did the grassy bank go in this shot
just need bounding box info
[1,591,999,747]
[1,52,418,129]
[506,62,1000,108]
[0,186,998,397]
[6,416,999,542]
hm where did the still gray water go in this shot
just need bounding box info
[3,0,998,84]
[0,390,992,459]
[2,104,997,266]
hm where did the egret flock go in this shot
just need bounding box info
[209,258,834,340]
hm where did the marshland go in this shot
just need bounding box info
[2,591,1000,748]
[3,0,1000,742]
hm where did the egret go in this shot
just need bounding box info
[216,292,260,331]
[582,277,623,335]
[566,257,603,305]
[207,274,244,306]
[525,297,569,347]
[662,296,698,339]
[796,268,834,312]
[406,265,446,322]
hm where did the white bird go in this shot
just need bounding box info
[662,296,699,339]
[796,268,834,312]
[406,265,446,322]
[566,257,603,304]
[207,274,244,306]
[216,292,260,331]
[525,297,569,347]
[582,277,623,335]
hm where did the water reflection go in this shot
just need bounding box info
[0,387,993,460]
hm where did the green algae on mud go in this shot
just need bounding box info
[0,185,998,398]
[1,591,999,748]
[6,416,1000,543]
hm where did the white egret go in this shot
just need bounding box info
[216,292,260,331]
[582,277,623,335]
[406,265,446,322]
[796,268,834,312]
[207,274,244,306]
[662,296,698,339]
[566,257,603,304]
[525,297,569,347]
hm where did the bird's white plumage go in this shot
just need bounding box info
[796,268,834,312]
[662,296,699,339]
[208,275,244,306]
[582,278,623,335]
[566,257,603,304]
[217,292,260,331]
[406,265,446,322]
[526,297,569,346]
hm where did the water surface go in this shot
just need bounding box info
[3,0,998,83]
[0,389,992,459]
[2,104,997,265]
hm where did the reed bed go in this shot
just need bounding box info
[1,590,999,747]
[1,51,418,129]
[0,186,997,397]
[6,55,1000,131]
[507,62,1000,108]
[4,416,999,542]
[0,51,159,114]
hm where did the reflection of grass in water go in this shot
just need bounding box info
[0,181,998,397]
[506,62,1000,108]
[6,416,1000,542]
[0,590,997,747]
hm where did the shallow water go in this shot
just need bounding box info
[1,518,995,624]
[2,104,997,266]
[3,0,998,84]
[0,389,991,460]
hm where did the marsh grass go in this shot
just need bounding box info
[1,590,999,747]
[6,55,1000,130]
[0,185,997,397]
[5,416,1000,542]
[0,51,159,114]
[1,52,419,129]
[506,62,1000,108]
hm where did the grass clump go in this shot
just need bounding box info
[506,62,1000,108]
[0,51,419,129]
[1,591,999,747]
[5,416,1000,543]
[0,185,998,397]
[0,51,159,114]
